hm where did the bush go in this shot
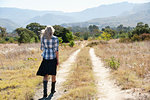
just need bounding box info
[0,38,6,43]
[119,33,130,38]
[58,37,63,44]
[79,38,84,41]
[83,33,89,40]
[73,35,79,40]
[131,34,141,41]
[140,33,150,41]
[69,40,75,47]
[97,36,102,40]
[101,32,112,41]
[86,41,100,47]
[8,37,15,43]
[62,43,67,47]
[106,56,120,70]
[119,38,131,43]
[88,37,93,41]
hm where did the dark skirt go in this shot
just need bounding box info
[36,58,57,76]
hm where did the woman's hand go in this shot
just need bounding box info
[56,51,59,66]
[57,59,59,66]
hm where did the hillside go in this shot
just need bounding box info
[25,13,77,26]
[0,2,136,28]
[63,10,150,28]
[0,18,19,32]
[1,2,150,31]
[62,2,150,28]
[66,2,135,21]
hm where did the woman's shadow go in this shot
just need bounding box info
[38,93,54,100]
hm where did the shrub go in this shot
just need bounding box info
[101,32,112,41]
[140,33,150,41]
[106,56,120,70]
[8,37,15,43]
[58,37,63,44]
[73,35,79,40]
[119,38,131,43]
[97,36,102,40]
[131,34,141,41]
[88,37,93,41]
[80,38,84,41]
[69,40,75,47]
[5,37,9,41]
[99,40,108,44]
[119,33,129,38]
[83,33,89,40]
[0,38,6,43]
[62,43,67,47]
[86,41,100,47]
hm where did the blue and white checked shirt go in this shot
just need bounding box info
[40,35,59,60]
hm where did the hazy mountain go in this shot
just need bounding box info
[0,18,19,32]
[25,13,77,26]
[0,2,136,25]
[62,2,150,28]
[0,7,64,25]
[132,2,150,12]
[66,2,135,21]
[1,2,150,32]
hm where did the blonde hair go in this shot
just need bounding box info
[41,26,55,40]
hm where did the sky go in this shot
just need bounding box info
[0,0,150,12]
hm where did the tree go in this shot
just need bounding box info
[103,28,117,38]
[26,23,46,39]
[83,32,89,40]
[69,40,75,47]
[15,28,39,43]
[53,25,73,43]
[70,26,89,33]
[88,25,99,34]
[132,22,150,36]
[0,26,7,38]
[74,32,80,37]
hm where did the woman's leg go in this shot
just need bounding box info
[43,74,48,98]
[51,75,56,93]
[43,74,49,81]
[51,75,56,82]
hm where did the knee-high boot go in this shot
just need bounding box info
[51,81,56,93]
[43,80,48,98]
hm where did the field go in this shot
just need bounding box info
[0,40,150,100]
[0,43,79,100]
[94,40,150,91]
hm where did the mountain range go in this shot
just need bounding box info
[0,2,150,32]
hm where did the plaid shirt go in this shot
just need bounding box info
[40,35,59,60]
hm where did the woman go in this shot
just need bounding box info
[36,26,59,98]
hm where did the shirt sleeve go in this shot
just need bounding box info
[40,37,44,51]
[54,38,59,52]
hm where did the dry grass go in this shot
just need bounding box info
[0,43,79,100]
[94,41,150,91]
[58,47,97,100]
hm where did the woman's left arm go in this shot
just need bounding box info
[55,38,59,65]
[40,37,44,51]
